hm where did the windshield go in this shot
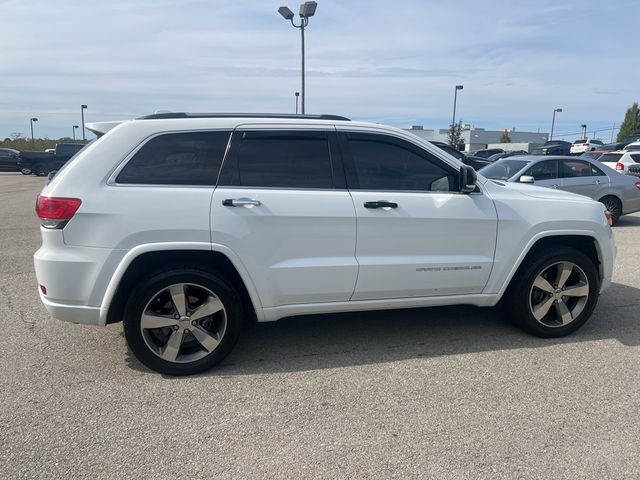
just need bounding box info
[479,159,529,180]
[599,153,623,163]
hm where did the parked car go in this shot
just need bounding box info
[580,150,607,161]
[470,148,504,159]
[0,148,21,172]
[18,143,86,176]
[533,141,572,156]
[35,113,616,375]
[623,141,640,152]
[487,150,529,162]
[479,155,640,224]
[599,142,629,152]
[598,151,640,174]
[570,139,604,155]
[430,141,490,170]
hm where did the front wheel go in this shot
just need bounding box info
[20,167,32,175]
[505,247,599,338]
[123,267,244,375]
[33,164,49,176]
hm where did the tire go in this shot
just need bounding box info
[598,196,622,225]
[505,246,599,338]
[20,167,32,175]
[33,164,49,176]
[123,266,244,375]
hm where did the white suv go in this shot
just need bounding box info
[570,139,604,155]
[34,113,617,375]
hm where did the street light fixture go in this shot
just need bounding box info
[30,117,38,144]
[278,1,318,114]
[550,107,562,141]
[294,91,300,114]
[80,104,88,141]
[73,125,79,143]
[452,84,464,129]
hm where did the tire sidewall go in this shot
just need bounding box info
[508,248,600,337]
[123,268,243,375]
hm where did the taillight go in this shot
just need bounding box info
[615,162,624,171]
[36,195,81,229]
[635,182,640,190]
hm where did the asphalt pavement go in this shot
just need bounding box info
[1,172,639,479]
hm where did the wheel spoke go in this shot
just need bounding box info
[141,312,179,329]
[190,325,221,352]
[168,284,187,316]
[533,275,554,294]
[555,263,573,288]
[555,300,573,325]
[190,296,225,321]
[532,296,554,321]
[563,282,589,298]
[161,330,184,361]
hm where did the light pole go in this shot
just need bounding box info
[278,1,318,115]
[294,91,300,114]
[73,125,79,143]
[80,104,87,141]
[550,107,562,141]
[581,124,587,139]
[452,85,463,128]
[30,117,38,144]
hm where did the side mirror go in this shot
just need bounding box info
[519,175,535,184]
[459,165,477,193]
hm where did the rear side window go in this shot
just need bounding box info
[221,131,334,189]
[560,159,603,177]
[631,154,640,163]
[117,131,230,185]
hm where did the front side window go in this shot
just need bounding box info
[221,131,334,189]
[524,160,558,181]
[116,131,231,185]
[344,133,458,192]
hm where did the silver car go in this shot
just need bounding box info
[480,155,640,224]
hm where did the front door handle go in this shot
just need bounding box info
[222,198,262,207]
[550,184,559,189]
[364,200,398,209]
[592,180,601,184]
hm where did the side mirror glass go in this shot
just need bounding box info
[519,175,535,183]
[459,165,477,193]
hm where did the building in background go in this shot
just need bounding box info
[405,124,549,153]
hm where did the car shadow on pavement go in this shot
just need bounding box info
[616,215,640,227]
[124,281,640,377]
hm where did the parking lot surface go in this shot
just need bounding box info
[1,172,639,479]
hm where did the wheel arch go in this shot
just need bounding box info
[499,233,603,296]
[101,245,263,326]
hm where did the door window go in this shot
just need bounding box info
[117,131,231,185]
[220,131,334,189]
[342,133,458,191]
[524,160,558,181]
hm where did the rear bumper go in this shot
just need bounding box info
[39,292,101,325]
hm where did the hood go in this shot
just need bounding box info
[487,179,593,202]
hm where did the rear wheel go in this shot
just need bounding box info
[33,164,48,176]
[123,267,243,375]
[505,247,599,337]
[20,167,32,175]
[598,196,621,225]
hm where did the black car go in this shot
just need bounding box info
[430,141,490,170]
[533,140,571,156]
[470,148,505,159]
[0,148,20,172]
[17,143,85,176]
[486,150,529,162]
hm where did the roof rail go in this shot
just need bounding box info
[135,112,351,121]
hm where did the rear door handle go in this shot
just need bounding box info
[222,198,261,207]
[364,201,398,209]
[592,180,601,184]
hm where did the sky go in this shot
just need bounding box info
[1,0,638,142]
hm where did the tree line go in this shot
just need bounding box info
[0,132,89,152]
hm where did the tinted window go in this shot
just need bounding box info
[226,131,333,189]
[481,159,529,180]
[560,159,600,178]
[573,140,587,144]
[626,145,640,152]
[117,131,230,185]
[345,134,458,191]
[631,154,640,163]
[524,160,558,181]
[599,153,623,163]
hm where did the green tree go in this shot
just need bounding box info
[447,121,464,150]
[617,102,640,142]
[499,130,511,143]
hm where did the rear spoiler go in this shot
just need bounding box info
[85,121,124,138]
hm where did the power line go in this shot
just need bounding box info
[552,126,618,138]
